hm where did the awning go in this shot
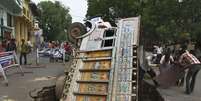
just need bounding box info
[0,0,23,16]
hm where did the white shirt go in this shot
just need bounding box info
[160,55,174,64]
[153,45,163,54]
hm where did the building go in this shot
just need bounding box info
[0,0,40,50]
[14,0,34,47]
[0,7,14,41]
[29,1,41,48]
[0,0,22,41]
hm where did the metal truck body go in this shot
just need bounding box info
[61,17,140,101]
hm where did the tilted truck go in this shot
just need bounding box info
[57,17,164,101]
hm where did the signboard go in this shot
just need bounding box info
[0,51,23,85]
[0,51,16,68]
[113,17,140,101]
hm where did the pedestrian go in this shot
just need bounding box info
[159,48,174,73]
[48,41,53,48]
[1,40,7,52]
[6,39,17,52]
[64,42,72,55]
[139,46,158,86]
[155,44,163,64]
[178,44,201,94]
[20,39,29,65]
[152,44,163,64]
[44,41,49,48]
[27,39,33,52]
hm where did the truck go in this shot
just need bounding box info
[57,17,164,101]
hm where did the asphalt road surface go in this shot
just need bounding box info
[158,70,201,101]
[0,52,66,101]
[0,51,201,101]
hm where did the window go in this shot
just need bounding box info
[7,13,12,27]
[101,39,115,47]
[101,28,116,47]
[103,29,116,37]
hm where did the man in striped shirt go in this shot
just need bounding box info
[179,45,201,94]
[179,50,200,66]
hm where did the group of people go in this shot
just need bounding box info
[1,39,73,65]
[161,43,201,94]
[0,39,33,65]
[41,41,72,54]
[0,39,17,52]
[39,41,73,62]
[140,41,201,94]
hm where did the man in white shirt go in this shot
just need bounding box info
[153,45,163,64]
[139,46,158,86]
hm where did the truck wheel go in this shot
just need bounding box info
[67,22,87,46]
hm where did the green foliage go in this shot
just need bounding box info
[37,1,72,41]
[87,0,201,43]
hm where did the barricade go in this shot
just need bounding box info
[0,51,24,86]
[36,48,66,64]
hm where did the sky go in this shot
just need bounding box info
[32,0,88,23]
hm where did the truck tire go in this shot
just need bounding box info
[67,22,87,45]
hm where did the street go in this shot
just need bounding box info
[0,54,201,101]
[158,71,201,101]
[0,52,201,101]
[146,58,201,101]
[1,0,201,101]
[0,53,66,101]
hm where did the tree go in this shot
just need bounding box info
[86,0,201,43]
[86,0,140,25]
[37,1,72,41]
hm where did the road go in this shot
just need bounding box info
[158,71,201,101]
[1,51,201,101]
[0,52,66,101]
[150,65,201,101]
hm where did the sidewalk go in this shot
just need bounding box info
[0,52,66,101]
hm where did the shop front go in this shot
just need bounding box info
[0,25,14,41]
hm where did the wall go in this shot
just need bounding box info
[0,7,14,40]
[14,0,33,48]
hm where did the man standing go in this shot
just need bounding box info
[20,39,28,65]
[6,39,17,52]
[155,44,163,64]
[179,45,201,94]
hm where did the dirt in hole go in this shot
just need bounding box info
[138,80,164,101]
